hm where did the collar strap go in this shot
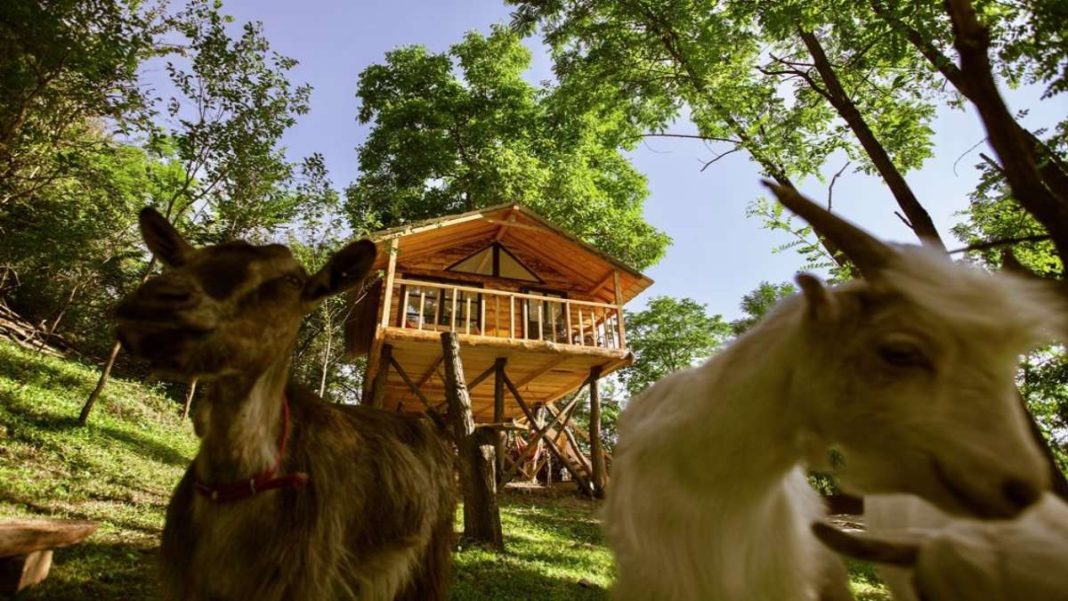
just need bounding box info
[194,395,310,503]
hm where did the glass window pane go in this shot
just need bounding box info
[499,249,538,281]
[450,247,494,276]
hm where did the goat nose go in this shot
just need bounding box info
[140,279,195,307]
[1002,478,1041,510]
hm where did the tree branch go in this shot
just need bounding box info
[945,0,1068,265]
[949,234,1052,255]
[641,132,742,145]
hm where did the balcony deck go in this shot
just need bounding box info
[367,279,631,420]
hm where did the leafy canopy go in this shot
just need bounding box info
[620,296,731,397]
[347,25,669,271]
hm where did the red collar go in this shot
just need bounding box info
[194,395,310,503]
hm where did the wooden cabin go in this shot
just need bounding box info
[344,203,653,493]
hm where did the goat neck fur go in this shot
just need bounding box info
[604,292,851,601]
[602,183,1064,601]
[826,494,1068,601]
[115,209,455,601]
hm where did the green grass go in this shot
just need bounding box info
[0,341,197,599]
[0,339,888,599]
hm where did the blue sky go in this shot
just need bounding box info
[194,0,1067,320]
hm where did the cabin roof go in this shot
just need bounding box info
[365,203,654,305]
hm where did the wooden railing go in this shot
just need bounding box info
[391,278,625,351]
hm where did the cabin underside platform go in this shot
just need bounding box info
[367,326,631,421]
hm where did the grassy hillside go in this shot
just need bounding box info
[0,340,887,600]
[0,340,196,599]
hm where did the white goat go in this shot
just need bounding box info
[815,494,1068,601]
[602,182,1060,601]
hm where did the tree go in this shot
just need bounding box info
[0,0,160,208]
[347,25,669,271]
[730,281,797,336]
[79,0,320,424]
[620,296,731,397]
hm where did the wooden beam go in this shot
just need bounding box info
[389,355,446,429]
[587,270,615,295]
[379,238,399,328]
[499,389,584,486]
[502,372,594,495]
[512,355,569,390]
[441,332,503,550]
[383,327,629,360]
[468,362,497,391]
[589,365,606,498]
[416,355,444,389]
[371,344,392,408]
[484,218,544,233]
[474,422,525,432]
[360,334,384,404]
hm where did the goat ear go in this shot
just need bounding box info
[811,521,921,567]
[140,207,192,267]
[303,239,378,304]
[796,273,836,321]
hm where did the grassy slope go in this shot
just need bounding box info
[0,340,887,600]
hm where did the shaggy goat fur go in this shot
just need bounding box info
[602,184,1061,601]
[115,209,455,601]
[822,493,1068,601]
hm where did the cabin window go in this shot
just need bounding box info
[400,279,482,331]
[447,243,540,283]
[522,288,568,343]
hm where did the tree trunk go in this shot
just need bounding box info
[943,0,1068,264]
[318,313,333,399]
[441,332,503,550]
[78,257,157,425]
[630,2,849,268]
[869,0,1068,201]
[588,365,607,498]
[78,342,121,425]
[180,379,198,420]
[493,357,506,482]
[798,28,946,251]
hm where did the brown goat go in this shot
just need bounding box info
[115,209,455,601]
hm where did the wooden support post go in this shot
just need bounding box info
[493,357,507,483]
[589,364,607,498]
[613,270,626,349]
[371,344,392,408]
[380,238,399,328]
[441,332,503,550]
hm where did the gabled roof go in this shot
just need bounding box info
[365,203,654,305]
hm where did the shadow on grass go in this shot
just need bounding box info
[0,388,190,468]
[16,541,161,601]
[0,489,165,539]
[451,558,607,601]
[0,352,90,393]
[96,424,191,468]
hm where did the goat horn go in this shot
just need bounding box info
[811,521,920,567]
[762,180,893,276]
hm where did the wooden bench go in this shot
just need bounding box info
[0,519,98,595]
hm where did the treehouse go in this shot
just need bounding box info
[344,203,653,493]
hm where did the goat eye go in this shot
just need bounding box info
[283,275,304,289]
[877,340,929,368]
